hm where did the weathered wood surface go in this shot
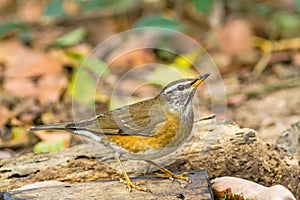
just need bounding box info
[1,119,299,197]
[1,170,213,200]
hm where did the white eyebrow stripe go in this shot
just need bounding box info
[164,82,191,94]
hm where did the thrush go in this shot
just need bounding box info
[30,72,210,192]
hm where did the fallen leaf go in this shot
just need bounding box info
[34,130,71,149]
[0,105,12,127]
[63,0,80,15]
[36,74,68,103]
[18,0,44,22]
[109,49,156,73]
[0,40,63,78]
[3,77,36,97]
[215,19,253,55]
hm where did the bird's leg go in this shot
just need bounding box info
[146,160,189,182]
[115,156,149,192]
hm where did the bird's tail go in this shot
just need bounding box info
[30,122,71,131]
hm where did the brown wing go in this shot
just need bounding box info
[68,98,167,137]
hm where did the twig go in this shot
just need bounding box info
[252,37,300,78]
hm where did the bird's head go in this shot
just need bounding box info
[158,73,210,112]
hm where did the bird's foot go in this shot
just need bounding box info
[119,177,150,192]
[155,168,189,182]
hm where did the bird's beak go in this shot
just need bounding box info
[190,73,210,88]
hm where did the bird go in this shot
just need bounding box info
[30,72,210,192]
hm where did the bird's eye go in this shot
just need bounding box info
[177,85,184,91]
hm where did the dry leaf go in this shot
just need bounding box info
[63,0,80,15]
[18,0,44,22]
[215,19,253,55]
[0,40,63,78]
[3,78,36,97]
[36,74,68,103]
[110,49,155,73]
[34,131,71,148]
[3,73,65,104]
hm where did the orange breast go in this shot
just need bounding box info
[106,112,180,153]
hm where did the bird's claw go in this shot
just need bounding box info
[155,170,189,182]
[119,178,150,192]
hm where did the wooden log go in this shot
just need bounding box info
[1,170,213,200]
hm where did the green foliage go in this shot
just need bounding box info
[43,0,137,19]
[67,52,109,105]
[69,68,95,106]
[76,0,136,12]
[134,15,182,30]
[44,0,67,18]
[255,3,272,16]
[33,139,65,153]
[0,22,30,42]
[54,28,87,47]
[272,13,300,37]
[192,0,214,14]
[81,0,115,11]
[296,0,300,13]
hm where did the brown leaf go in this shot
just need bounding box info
[34,131,71,148]
[36,74,68,103]
[0,105,12,127]
[109,49,156,73]
[63,0,80,15]
[215,19,253,55]
[0,40,63,78]
[18,0,44,22]
[3,78,36,97]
